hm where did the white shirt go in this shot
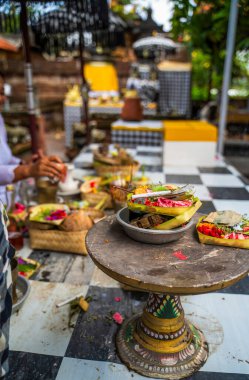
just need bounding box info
[0,114,20,200]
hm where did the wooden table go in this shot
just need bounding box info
[86,214,249,379]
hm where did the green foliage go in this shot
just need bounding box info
[191,50,210,101]
[170,1,249,100]
[111,0,147,21]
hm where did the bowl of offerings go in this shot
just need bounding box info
[116,183,202,244]
[116,207,194,244]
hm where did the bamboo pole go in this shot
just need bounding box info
[20,1,38,153]
[78,25,90,145]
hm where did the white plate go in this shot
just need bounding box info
[57,179,81,196]
[57,188,81,196]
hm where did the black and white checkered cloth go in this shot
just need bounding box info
[64,105,81,149]
[158,70,191,117]
[111,129,162,148]
[64,105,157,148]
[0,203,14,378]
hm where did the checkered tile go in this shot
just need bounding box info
[6,145,249,380]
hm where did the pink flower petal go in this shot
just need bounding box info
[113,312,124,324]
[15,202,25,211]
[114,297,121,302]
[173,250,188,261]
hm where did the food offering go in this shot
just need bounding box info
[93,144,140,177]
[80,176,112,209]
[29,203,94,231]
[17,257,41,279]
[29,204,69,226]
[110,171,150,211]
[127,184,202,230]
[197,210,249,249]
[29,204,95,255]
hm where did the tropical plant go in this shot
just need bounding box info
[170,0,249,101]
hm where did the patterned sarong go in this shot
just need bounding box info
[0,203,14,378]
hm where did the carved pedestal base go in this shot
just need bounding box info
[116,294,208,379]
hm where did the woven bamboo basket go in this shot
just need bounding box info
[94,161,140,177]
[81,208,106,222]
[81,191,113,209]
[29,229,88,255]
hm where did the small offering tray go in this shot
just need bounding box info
[196,211,249,249]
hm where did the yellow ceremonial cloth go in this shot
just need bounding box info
[84,62,119,92]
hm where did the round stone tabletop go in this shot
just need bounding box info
[86,214,249,295]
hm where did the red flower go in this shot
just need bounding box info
[198,223,249,240]
[90,181,96,188]
[113,312,124,324]
[12,202,26,214]
[45,209,67,221]
[155,198,192,208]
[173,250,188,261]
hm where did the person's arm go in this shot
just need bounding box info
[0,164,31,185]
[0,165,18,186]
[0,157,64,185]
[13,158,65,182]
[8,155,21,165]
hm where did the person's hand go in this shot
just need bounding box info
[24,151,63,166]
[21,149,44,164]
[28,156,64,181]
[47,155,63,164]
[31,149,44,162]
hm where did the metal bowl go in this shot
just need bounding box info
[116,207,194,244]
[12,275,31,314]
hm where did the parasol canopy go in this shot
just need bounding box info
[133,36,181,60]
[31,7,125,56]
[0,0,109,33]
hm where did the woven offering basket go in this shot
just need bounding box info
[80,208,106,222]
[94,161,140,177]
[81,191,113,209]
[29,229,88,255]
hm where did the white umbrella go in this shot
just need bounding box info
[133,36,180,50]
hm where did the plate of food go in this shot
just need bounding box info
[57,188,81,197]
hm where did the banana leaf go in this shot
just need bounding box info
[153,200,202,230]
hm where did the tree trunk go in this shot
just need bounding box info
[207,55,214,101]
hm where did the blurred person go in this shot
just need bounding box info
[0,201,15,378]
[0,72,64,199]
[0,73,65,378]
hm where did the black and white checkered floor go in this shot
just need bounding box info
[7,145,249,380]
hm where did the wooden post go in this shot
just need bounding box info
[20,2,38,153]
[78,26,90,145]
